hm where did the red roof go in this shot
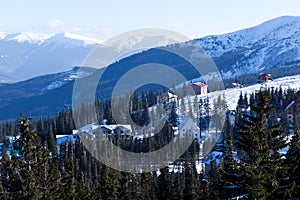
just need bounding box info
[192,82,207,87]
[280,100,300,112]
[226,82,240,88]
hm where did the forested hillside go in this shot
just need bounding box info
[0,87,299,199]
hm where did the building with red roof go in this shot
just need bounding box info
[280,100,300,125]
[189,82,208,95]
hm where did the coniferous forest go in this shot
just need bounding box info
[0,88,299,199]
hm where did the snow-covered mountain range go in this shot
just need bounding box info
[0,32,102,82]
[193,16,300,78]
[1,16,300,83]
[0,31,184,83]
[1,16,300,120]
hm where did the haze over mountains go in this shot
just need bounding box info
[0,32,100,82]
[0,16,300,120]
[0,31,183,83]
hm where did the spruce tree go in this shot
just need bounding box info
[182,157,200,200]
[62,142,76,199]
[285,129,300,198]
[236,90,288,199]
[157,167,173,200]
[99,164,120,200]
[207,160,222,199]
[219,114,245,199]
[169,104,178,127]
[47,155,64,199]
[0,163,9,200]
[2,114,50,199]
[140,172,156,200]
[118,172,135,200]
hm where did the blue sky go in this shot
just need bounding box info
[1,0,300,40]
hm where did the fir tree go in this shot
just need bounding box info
[59,142,76,199]
[183,157,200,200]
[284,129,300,198]
[157,167,173,200]
[219,114,245,199]
[168,104,178,127]
[2,114,51,199]
[236,90,288,199]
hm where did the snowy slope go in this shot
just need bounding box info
[224,74,300,110]
[189,16,300,79]
[180,74,300,120]
[39,67,95,93]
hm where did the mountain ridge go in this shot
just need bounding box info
[191,15,300,78]
[1,16,300,120]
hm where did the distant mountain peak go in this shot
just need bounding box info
[189,16,300,79]
[0,32,54,44]
[0,31,103,45]
[1,16,300,83]
[236,15,300,40]
[13,32,55,44]
[52,32,103,45]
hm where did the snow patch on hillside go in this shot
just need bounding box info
[40,68,94,93]
[63,32,103,45]
[224,74,300,110]
[12,32,55,44]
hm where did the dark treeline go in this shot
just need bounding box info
[0,87,299,199]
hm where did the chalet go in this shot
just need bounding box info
[157,91,178,104]
[174,117,203,142]
[56,123,132,149]
[168,92,178,101]
[257,73,272,83]
[226,82,242,89]
[189,82,208,95]
[280,100,300,125]
[98,124,132,138]
[56,129,96,154]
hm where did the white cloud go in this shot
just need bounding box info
[47,19,66,32]
[44,19,115,40]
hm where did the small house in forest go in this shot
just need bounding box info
[280,100,300,125]
[226,82,243,89]
[56,123,133,154]
[257,73,272,83]
[189,82,208,95]
[157,91,178,104]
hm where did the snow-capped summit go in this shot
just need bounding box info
[0,32,54,44]
[63,32,103,44]
[0,31,102,45]
[43,32,103,46]
[195,16,300,56]
[0,30,183,82]
[189,16,300,78]
[0,32,6,39]
[11,32,55,44]
[0,31,104,82]
[1,16,300,83]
